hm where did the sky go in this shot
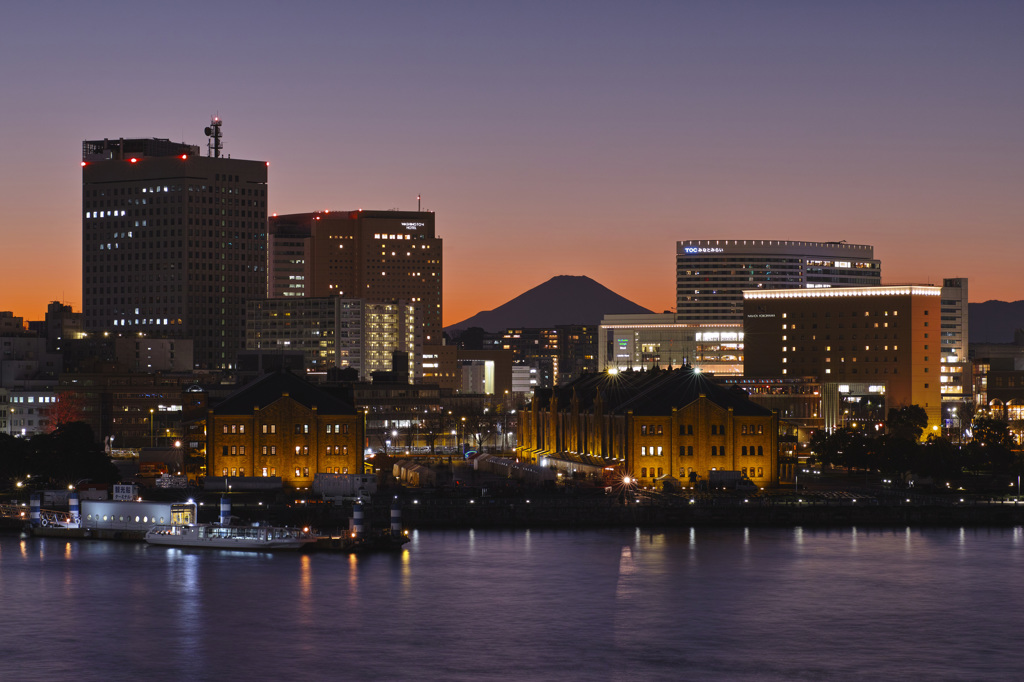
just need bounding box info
[1,1,1022,326]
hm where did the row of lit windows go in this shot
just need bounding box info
[219,467,349,477]
[87,514,165,523]
[784,322,896,331]
[637,466,765,479]
[637,423,769,437]
[220,444,350,457]
[85,184,265,197]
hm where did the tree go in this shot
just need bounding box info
[966,417,1017,475]
[0,433,32,483]
[810,427,876,471]
[29,422,119,486]
[972,417,1014,449]
[886,405,928,442]
[44,391,86,433]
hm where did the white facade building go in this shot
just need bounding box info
[598,313,744,375]
[676,240,881,324]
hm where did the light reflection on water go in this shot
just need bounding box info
[1,527,1023,681]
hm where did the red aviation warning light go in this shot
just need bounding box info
[129,157,138,164]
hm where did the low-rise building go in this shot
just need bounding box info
[205,371,363,488]
[598,314,744,375]
[519,368,778,489]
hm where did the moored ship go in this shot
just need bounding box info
[145,523,316,551]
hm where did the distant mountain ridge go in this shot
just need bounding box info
[447,292,1018,342]
[970,300,1024,344]
[446,275,653,333]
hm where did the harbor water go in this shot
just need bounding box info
[1,526,1022,681]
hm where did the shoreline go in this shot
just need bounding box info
[395,493,1024,530]
[9,492,1024,537]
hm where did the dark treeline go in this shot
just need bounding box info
[0,422,119,489]
[811,406,1019,483]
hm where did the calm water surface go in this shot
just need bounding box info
[1,526,1022,681]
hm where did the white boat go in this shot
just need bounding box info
[145,523,316,551]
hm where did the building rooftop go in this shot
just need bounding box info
[536,368,773,417]
[213,371,358,416]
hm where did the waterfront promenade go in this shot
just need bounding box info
[9,486,1024,537]
[398,488,1024,529]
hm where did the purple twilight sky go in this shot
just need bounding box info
[1,1,1022,325]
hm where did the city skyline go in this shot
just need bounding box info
[2,1,1022,326]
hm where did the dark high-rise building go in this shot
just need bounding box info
[268,210,443,347]
[82,122,268,369]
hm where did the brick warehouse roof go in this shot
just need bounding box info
[536,368,773,417]
[213,371,358,416]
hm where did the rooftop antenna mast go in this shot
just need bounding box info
[417,194,421,212]
[204,116,223,158]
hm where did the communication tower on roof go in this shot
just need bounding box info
[204,117,223,158]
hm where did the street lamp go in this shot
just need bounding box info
[149,408,155,447]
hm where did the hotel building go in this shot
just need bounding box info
[677,240,881,323]
[743,286,942,434]
[267,210,442,350]
[81,126,268,369]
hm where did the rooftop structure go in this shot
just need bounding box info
[677,239,881,324]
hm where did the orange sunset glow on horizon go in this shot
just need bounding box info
[1,3,1021,329]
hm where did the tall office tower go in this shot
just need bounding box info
[939,278,970,407]
[82,120,268,369]
[268,210,442,346]
[676,240,881,323]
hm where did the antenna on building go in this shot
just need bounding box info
[204,116,223,158]
[417,194,421,212]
